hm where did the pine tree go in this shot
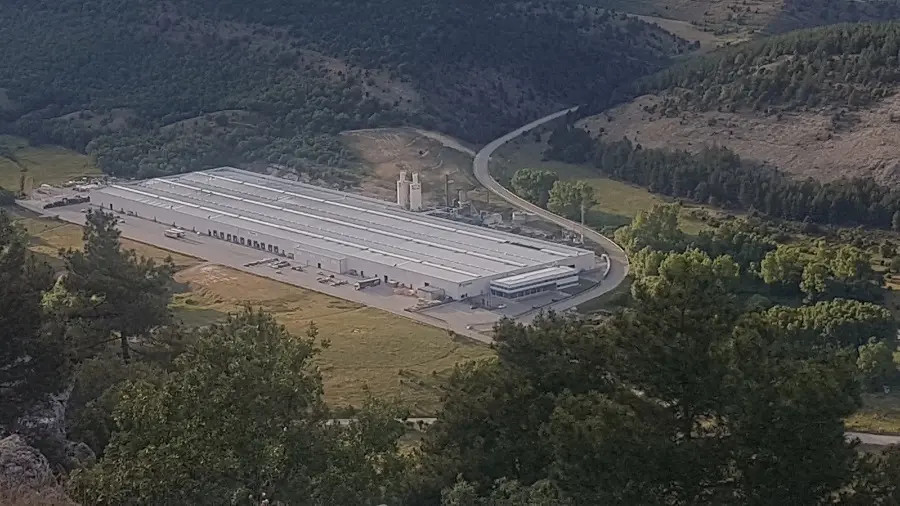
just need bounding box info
[0,211,68,426]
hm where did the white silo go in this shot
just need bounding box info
[409,173,423,211]
[397,171,410,209]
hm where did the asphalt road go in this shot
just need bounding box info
[846,432,900,446]
[472,107,630,318]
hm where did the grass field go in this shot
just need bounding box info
[20,217,200,270]
[847,393,900,435]
[0,136,100,191]
[494,136,707,234]
[19,215,491,415]
[173,264,491,415]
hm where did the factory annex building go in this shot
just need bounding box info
[92,168,596,300]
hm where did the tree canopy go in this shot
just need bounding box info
[68,308,406,505]
[59,210,175,362]
[0,211,67,426]
[0,0,689,182]
[406,249,868,505]
[511,169,558,207]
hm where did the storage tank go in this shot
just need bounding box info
[397,171,410,209]
[409,173,423,211]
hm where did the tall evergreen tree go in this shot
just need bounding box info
[61,210,175,362]
[0,211,67,426]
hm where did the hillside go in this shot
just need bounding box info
[0,0,689,183]
[580,22,900,186]
[604,0,900,37]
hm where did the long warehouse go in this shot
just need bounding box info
[91,167,596,300]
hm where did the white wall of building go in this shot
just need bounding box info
[91,190,595,301]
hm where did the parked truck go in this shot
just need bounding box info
[164,229,185,239]
[354,277,381,290]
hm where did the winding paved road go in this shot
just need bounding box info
[472,107,630,319]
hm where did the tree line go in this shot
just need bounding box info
[633,22,900,116]
[5,209,900,504]
[544,124,900,229]
[617,203,900,389]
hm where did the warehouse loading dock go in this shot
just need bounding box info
[90,167,597,300]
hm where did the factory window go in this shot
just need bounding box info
[273,246,279,254]
[240,237,245,245]
[207,229,211,236]
[253,241,259,248]
[226,234,232,241]
[213,231,218,238]
[267,244,272,252]
[317,263,321,269]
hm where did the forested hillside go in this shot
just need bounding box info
[555,21,900,215]
[636,22,900,114]
[0,0,687,182]
[771,0,900,32]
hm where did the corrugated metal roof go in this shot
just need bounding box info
[96,167,594,284]
[490,266,578,290]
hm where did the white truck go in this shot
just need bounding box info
[164,229,185,239]
[354,277,381,290]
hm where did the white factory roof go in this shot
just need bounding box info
[95,167,593,284]
[490,266,577,290]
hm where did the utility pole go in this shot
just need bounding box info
[580,200,585,245]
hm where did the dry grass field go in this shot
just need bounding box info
[20,217,200,270]
[172,264,491,415]
[19,215,490,415]
[0,136,100,191]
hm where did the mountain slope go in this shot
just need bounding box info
[583,22,900,185]
[0,0,689,182]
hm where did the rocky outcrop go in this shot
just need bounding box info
[0,435,53,489]
[12,387,95,471]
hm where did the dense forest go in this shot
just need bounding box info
[5,210,900,504]
[544,124,900,229]
[0,0,688,182]
[633,22,900,115]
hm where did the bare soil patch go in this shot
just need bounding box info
[583,93,900,186]
[342,127,512,213]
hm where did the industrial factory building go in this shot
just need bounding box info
[91,167,596,300]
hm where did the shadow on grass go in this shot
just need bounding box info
[170,293,230,328]
[585,208,631,230]
[577,277,632,314]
